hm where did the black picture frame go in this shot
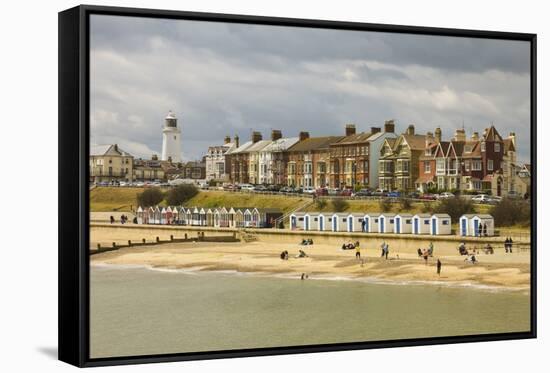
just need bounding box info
[58,4,537,368]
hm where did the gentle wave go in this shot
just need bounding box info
[91,262,528,294]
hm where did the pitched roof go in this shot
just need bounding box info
[288,136,344,152]
[245,140,272,152]
[90,144,132,157]
[461,141,482,158]
[332,132,372,146]
[503,138,515,152]
[401,134,427,150]
[261,137,300,152]
[226,140,254,155]
[483,125,503,142]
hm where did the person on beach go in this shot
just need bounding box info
[110,215,115,224]
[509,237,513,253]
[436,259,442,276]
[423,250,429,265]
[355,242,361,259]
[483,223,488,237]
[384,243,389,260]
[504,237,509,253]
[361,219,366,232]
[477,223,482,237]
[417,248,423,257]
[380,242,385,257]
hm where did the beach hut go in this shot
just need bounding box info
[234,209,244,228]
[394,213,413,234]
[470,214,495,237]
[243,209,253,227]
[319,213,333,231]
[146,207,155,224]
[347,213,365,232]
[289,212,306,230]
[379,213,396,233]
[190,207,199,226]
[199,208,207,226]
[167,206,175,224]
[182,207,192,225]
[412,213,431,234]
[364,213,381,233]
[205,208,213,226]
[331,213,349,232]
[304,213,321,231]
[227,207,237,228]
[136,206,144,224]
[459,214,475,236]
[218,207,229,227]
[153,206,161,224]
[430,214,452,235]
[251,208,262,227]
[160,207,167,224]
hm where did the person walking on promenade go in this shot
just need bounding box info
[509,237,513,253]
[110,215,115,224]
[504,237,510,253]
[483,223,488,237]
[436,259,442,276]
[361,219,366,232]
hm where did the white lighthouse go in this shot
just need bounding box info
[161,110,181,163]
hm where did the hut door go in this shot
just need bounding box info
[395,217,401,233]
[414,218,418,234]
[432,219,437,235]
[461,219,467,236]
[332,218,337,231]
[473,220,479,237]
[305,216,309,231]
[291,216,296,229]
[365,218,369,232]
[380,217,385,232]
[319,216,324,231]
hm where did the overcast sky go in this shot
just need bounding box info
[90,15,531,163]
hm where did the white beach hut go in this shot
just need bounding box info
[347,213,365,232]
[412,213,432,235]
[234,209,245,228]
[206,208,214,227]
[459,214,475,236]
[364,213,381,233]
[227,207,237,228]
[136,206,144,224]
[153,206,161,225]
[379,213,396,233]
[243,209,253,227]
[304,213,321,231]
[331,213,349,232]
[160,207,167,225]
[289,212,306,230]
[471,214,495,237]
[199,208,207,226]
[430,214,452,235]
[146,207,155,224]
[394,213,413,234]
[319,213,333,231]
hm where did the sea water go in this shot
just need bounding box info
[90,265,530,358]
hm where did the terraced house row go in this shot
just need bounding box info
[212,120,524,195]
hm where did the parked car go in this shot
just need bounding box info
[419,193,437,200]
[315,187,329,196]
[279,186,293,193]
[471,194,496,204]
[327,188,340,196]
[387,191,401,198]
[339,189,353,197]
[253,185,268,192]
[266,185,281,192]
[438,192,455,199]
[240,184,255,191]
[354,189,372,197]
[408,191,420,199]
[302,186,316,194]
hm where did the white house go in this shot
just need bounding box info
[394,213,413,234]
[258,134,300,185]
[367,120,398,188]
[412,213,432,234]
[430,214,452,235]
[205,136,236,181]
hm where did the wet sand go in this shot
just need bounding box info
[91,237,530,290]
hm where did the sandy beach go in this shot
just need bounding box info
[91,230,530,290]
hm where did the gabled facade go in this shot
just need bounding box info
[205,136,236,181]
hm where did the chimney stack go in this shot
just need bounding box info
[425,132,434,148]
[224,135,231,144]
[299,131,310,141]
[251,131,262,143]
[384,120,395,133]
[370,126,381,134]
[453,128,466,142]
[271,129,282,141]
[471,132,479,141]
[345,124,356,136]
[435,127,442,143]
[234,135,240,148]
[406,124,415,135]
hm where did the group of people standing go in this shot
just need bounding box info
[504,237,514,253]
[477,223,490,237]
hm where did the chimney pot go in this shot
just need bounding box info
[384,120,395,133]
[345,124,356,136]
[406,124,415,135]
[251,131,262,143]
[299,131,310,141]
[271,129,282,141]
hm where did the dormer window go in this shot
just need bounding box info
[494,143,500,152]
[425,148,432,156]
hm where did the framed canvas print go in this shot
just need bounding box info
[58,5,537,367]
